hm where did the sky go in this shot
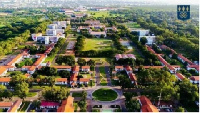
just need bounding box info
[126,0,199,5]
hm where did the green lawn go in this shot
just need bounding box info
[79,73,91,79]
[92,88,118,101]
[132,46,142,58]
[87,11,124,18]
[124,22,141,28]
[18,101,30,112]
[83,38,113,51]
[99,66,106,77]
[72,92,82,97]
[27,92,37,97]
[17,58,37,68]
[59,41,68,54]
[100,79,108,86]
[89,80,96,87]
[74,103,78,112]
[43,54,56,63]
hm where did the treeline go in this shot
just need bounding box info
[0,19,51,56]
[48,38,65,57]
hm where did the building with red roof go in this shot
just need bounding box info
[40,101,60,109]
[190,76,199,84]
[55,78,68,85]
[128,73,137,85]
[115,66,124,72]
[81,66,90,72]
[187,65,199,73]
[72,66,79,73]
[0,67,8,76]
[57,96,74,112]
[125,66,133,74]
[6,54,23,66]
[52,66,71,71]
[79,78,90,84]
[175,73,185,81]
[0,77,11,85]
[178,54,194,65]
[138,96,159,112]
[7,100,22,112]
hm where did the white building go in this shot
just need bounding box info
[131,29,150,36]
[139,36,156,45]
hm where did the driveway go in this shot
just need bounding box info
[95,66,101,86]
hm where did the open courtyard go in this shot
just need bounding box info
[83,38,113,51]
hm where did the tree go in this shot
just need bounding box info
[59,70,70,78]
[140,37,147,45]
[77,58,87,66]
[3,90,13,100]
[175,107,184,112]
[42,86,69,101]
[32,100,41,110]
[10,74,27,87]
[82,91,87,100]
[24,59,33,66]
[87,59,95,66]
[15,82,29,100]
[126,99,140,112]
[48,76,55,87]
[0,85,6,101]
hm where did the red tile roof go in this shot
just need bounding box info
[178,54,194,65]
[138,96,159,112]
[0,102,13,107]
[53,66,71,69]
[0,77,10,82]
[7,100,22,112]
[176,73,185,80]
[139,96,152,105]
[55,78,68,82]
[80,78,90,82]
[40,101,60,107]
[190,76,199,81]
[57,96,74,112]
[6,54,23,66]
[0,67,7,75]
[142,104,159,112]
[72,66,79,72]
[33,54,46,66]
[70,73,78,81]
[188,65,199,71]
[115,66,124,69]
[146,45,156,54]
[125,66,132,71]
[82,66,90,69]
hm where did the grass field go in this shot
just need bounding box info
[18,101,30,112]
[124,22,141,28]
[17,58,37,68]
[99,66,106,77]
[43,54,56,63]
[100,79,107,86]
[83,38,113,51]
[92,88,117,101]
[87,11,124,18]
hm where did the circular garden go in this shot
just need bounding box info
[92,88,118,101]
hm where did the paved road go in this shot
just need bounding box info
[105,66,111,86]
[95,66,101,86]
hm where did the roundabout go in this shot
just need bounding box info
[92,88,118,101]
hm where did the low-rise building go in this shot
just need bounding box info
[81,66,90,72]
[187,65,199,73]
[7,100,22,112]
[57,96,74,112]
[125,66,133,74]
[115,54,136,61]
[175,73,185,81]
[52,66,71,71]
[55,78,68,85]
[0,67,8,76]
[139,36,156,45]
[115,66,124,72]
[190,76,199,84]
[177,54,194,65]
[138,96,159,112]
[79,78,90,84]
[0,77,10,85]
